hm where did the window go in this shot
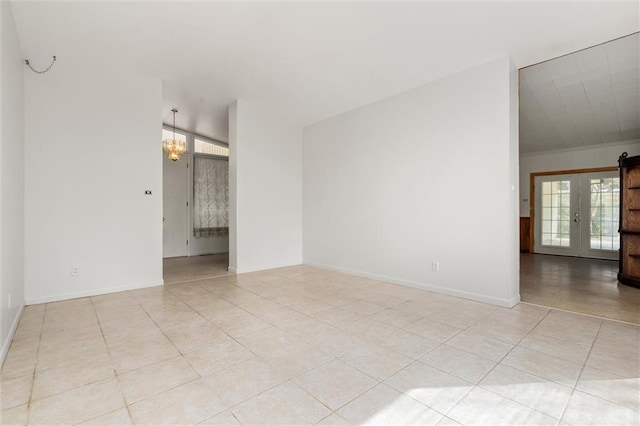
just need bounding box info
[541,180,571,247]
[534,170,619,260]
[193,156,229,237]
[195,138,229,157]
[589,177,620,250]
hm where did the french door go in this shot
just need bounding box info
[534,171,619,260]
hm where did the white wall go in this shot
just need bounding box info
[229,100,302,273]
[1,0,26,361]
[24,62,163,303]
[519,140,640,217]
[189,235,229,256]
[507,59,520,304]
[303,57,520,307]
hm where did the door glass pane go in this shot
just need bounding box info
[541,180,571,247]
[589,177,620,250]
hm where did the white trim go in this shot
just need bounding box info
[304,261,520,308]
[162,124,228,147]
[520,139,640,158]
[26,280,163,305]
[1,303,25,365]
[227,266,238,273]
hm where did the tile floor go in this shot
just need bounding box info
[520,254,640,324]
[1,265,639,425]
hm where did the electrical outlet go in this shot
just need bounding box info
[8,293,11,309]
[432,261,440,272]
[71,266,80,276]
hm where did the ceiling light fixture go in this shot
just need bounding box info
[163,108,186,161]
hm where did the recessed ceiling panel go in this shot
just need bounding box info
[520,33,640,154]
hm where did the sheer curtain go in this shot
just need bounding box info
[193,156,229,237]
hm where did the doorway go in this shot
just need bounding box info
[161,125,231,284]
[517,33,640,323]
[533,169,619,260]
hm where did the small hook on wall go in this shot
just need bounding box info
[25,56,57,74]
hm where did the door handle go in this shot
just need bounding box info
[574,212,579,222]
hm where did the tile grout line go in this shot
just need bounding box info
[135,277,340,421]
[21,300,128,421]
[307,304,539,420]
[5,291,544,424]
[124,289,221,413]
[169,280,304,372]
[18,310,112,407]
[342,315,478,421]
[195,289,410,422]
[9,263,636,426]
[556,319,604,424]
[105,289,210,421]
[440,307,560,422]
[89,294,135,426]
[24,304,46,425]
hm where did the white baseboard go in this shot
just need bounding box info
[1,303,25,366]
[228,266,238,273]
[26,280,163,305]
[304,261,520,308]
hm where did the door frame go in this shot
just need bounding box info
[529,166,618,254]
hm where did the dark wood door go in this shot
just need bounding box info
[520,217,531,253]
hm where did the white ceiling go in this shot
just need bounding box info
[520,33,640,154]
[10,1,640,142]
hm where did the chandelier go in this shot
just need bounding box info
[163,108,187,161]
